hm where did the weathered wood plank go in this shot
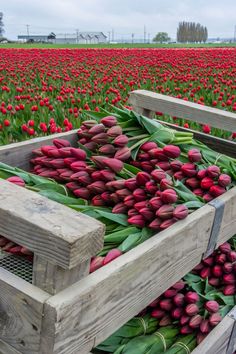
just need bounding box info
[0,268,50,354]
[0,130,78,171]
[33,255,90,295]
[192,309,236,354]
[129,90,236,132]
[0,340,22,354]
[0,179,104,269]
[43,204,216,354]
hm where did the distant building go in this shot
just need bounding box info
[17,32,107,44]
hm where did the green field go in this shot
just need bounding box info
[1,42,236,49]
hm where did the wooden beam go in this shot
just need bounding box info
[129,90,236,132]
[0,179,104,269]
[0,268,50,354]
[33,256,90,295]
[0,340,22,354]
[0,130,78,171]
[43,204,216,354]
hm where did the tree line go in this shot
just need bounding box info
[177,22,208,43]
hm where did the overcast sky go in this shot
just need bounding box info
[2,0,236,40]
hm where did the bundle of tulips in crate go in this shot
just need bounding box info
[0,106,236,270]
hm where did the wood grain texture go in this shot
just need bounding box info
[33,255,90,295]
[0,340,22,354]
[192,309,236,354]
[0,179,105,269]
[0,268,50,354]
[0,130,78,171]
[43,204,216,354]
[129,90,236,132]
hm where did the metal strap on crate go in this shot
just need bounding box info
[203,199,225,259]
[226,307,236,354]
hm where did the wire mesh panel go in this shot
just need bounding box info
[0,251,33,283]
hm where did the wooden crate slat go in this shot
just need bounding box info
[42,204,216,354]
[0,268,50,354]
[129,90,236,132]
[0,179,104,269]
[191,308,236,354]
[0,130,78,171]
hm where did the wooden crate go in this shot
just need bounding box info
[0,91,235,354]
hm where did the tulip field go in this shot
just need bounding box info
[0,47,236,354]
[0,48,236,145]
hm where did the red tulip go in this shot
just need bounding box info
[160,218,176,229]
[90,256,104,273]
[53,138,71,148]
[103,249,122,265]
[151,309,166,319]
[186,177,200,189]
[101,115,117,127]
[136,172,151,186]
[223,285,235,295]
[73,188,91,199]
[70,148,87,160]
[209,313,222,327]
[163,145,181,158]
[207,165,220,178]
[133,188,147,201]
[200,319,211,334]
[103,157,124,173]
[114,147,131,161]
[99,144,117,155]
[185,304,199,316]
[189,314,202,328]
[156,205,174,220]
[173,293,185,307]
[173,205,189,219]
[209,185,226,197]
[151,169,166,182]
[170,160,183,171]
[188,148,202,162]
[113,134,129,147]
[124,178,138,191]
[218,174,231,187]
[88,123,105,135]
[112,203,128,214]
[107,125,122,137]
[205,301,219,313]
[148,218,162,230]
[141,141,158,152]
[149,197,163,210]
[128,215,146,228]
[185,292,199,304]
[7,176,25,187]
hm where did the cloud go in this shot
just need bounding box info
[2,0,236,39]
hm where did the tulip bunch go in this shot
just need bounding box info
[193,241,236,296]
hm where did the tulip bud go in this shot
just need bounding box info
[164,289,177,298]
[101,115,117,127]
[139,207,154,221]
[70,161,87,172]
[209,313,222,327]
[151,309,166,319]
[124,178,138,191]
[185,292,199,304]
[140,161,153,173]
[193,188,204,197]
[70,148,87,160]
[189,314,202,328]
[106,179,126,191]
[156,205,174,220]
[223,285,235,296]
[219,242,231,254]
[90,256,104,273]
[159,315,172,326]
[181,163,197,177]
[64,157,77,167]
[116,188,132,200]
[161,189,177,204]
[99,144,117,155]
[138,152,150,161]
[103,158,124,173]
[87,181,106,194]
[124,195,136,207]
[92,195,106,206]
[91,132,109,144]
[59,147,73,157]
[186,177,200,189]
[170,160,183,171]
[128,215,146,228]
[173,205,189,220]
[41,145,55,156]
[160,178,173,191]
[151,169,166,182]
[84,142,98,151]
[39,170,59,178]
[205,301,219,313]
[188,148,202,162]
[114,147,131,161]
[53,138,71,148]
[215,253,226,264]
[71,171,89,181]
[136,172,151,186]
[172,279,185,290]
[197,333,207,345]
[112,203,128,214]
[159,299,173,311]
[32,147,44,156]
[185,304,199,316]
[103,249,122,265]
[88,124,105,135]
[171,308,183,319]
[200,266,211,279]
[174,171,185,180]
[7,176,25,187]
[149,218,162,230]
[73,188,91,200]
[223,273,235,285]
[173,293,185,307]
[160,218,176,229]
[163,145,181,158]
[66,182,81,191]
[100,170,115,181]
[156,161,171,171]
[218,174,231,187]
[197,169,207,179]
[101,191,111,203]
[149,148,169,161]
[127,208,139,217]
[207,165,220,178]
[81,119,97,129]
[200,319,211,334]
[209,185,226,197]
[50,159,66,169]
[203,256,214,267]
[141,141,158,152]
[47,148,61,158]
[208,277,220,287]
[227,251,236,262]
[107,125,122,137]
[133,188,147,201]
[113,134,129,147]
[180,325,194,334]
[203,193,214,202]
[180,315,190,326]
[145,181,158,194]
[149,197,163,210]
